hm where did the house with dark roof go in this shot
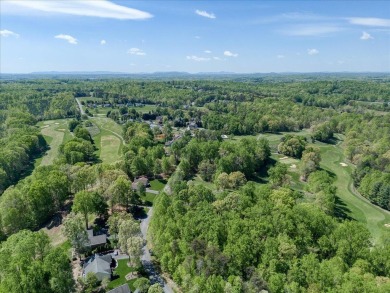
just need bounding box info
[107,284,131,293]
[132,176,150,190]
[83,254,114,281]
[87,229,107,249]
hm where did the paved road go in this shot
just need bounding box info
[140,208,174,293]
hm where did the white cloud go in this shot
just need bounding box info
[360,31,373,40]
[282,24,343,36]
[55,34,77,44]
[195,10,216,19]
[6,0,153,20]
[224,50,238,57]
[127,48,146,56]
[186,55,210,62]
[204,50,212,54]
[277,54,285,59]
[347,17,390,27]
[307,48,319,55]
[100,39,106,45]
[0,29,19,37]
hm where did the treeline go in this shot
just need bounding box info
[203,99,334,135]
[0,230,74,293]
[170,133,270,183]
[2,79,388,113]
[0,110,47,193]
[0,80,78,119]
[150,183,390,292]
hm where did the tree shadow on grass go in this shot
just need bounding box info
[132,206,148,220]
[250,157,278,184]
[334,195,353,221]
[317,167,337,181]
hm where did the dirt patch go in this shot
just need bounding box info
[72,258,82,283]
[340,162,348,167]
[280,156,289,160]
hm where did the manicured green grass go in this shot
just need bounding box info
[149,179,166,191]
[39,119,69,166]
[90,118,123,164]
[191,175,217,191]
[100,133,121,164]
[107,259,138,291]
[132,104,157,113]
[141,192,157,205]
[316,139,390,245]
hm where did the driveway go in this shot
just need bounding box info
[140,208,174,293]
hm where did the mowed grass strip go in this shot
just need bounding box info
[40,120,67,166]
[100,134,121,164]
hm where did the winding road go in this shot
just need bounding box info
[140,208,174,293]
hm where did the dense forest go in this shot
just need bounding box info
[0,75,389,293]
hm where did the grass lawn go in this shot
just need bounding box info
[149,179,167,191]
[141,192,157,206]
[107,259,138,291]
[131,104,157,113]
[191,175,217,191]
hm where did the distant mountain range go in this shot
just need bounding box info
[1,71,389,81]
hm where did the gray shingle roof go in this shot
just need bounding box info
[84,254,112,281]
[87,229,107,247]
[107,284,131,293]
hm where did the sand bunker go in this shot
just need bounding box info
[290,164,297,169]
[54,122,60,125]
[340,163,348,167]
[280,156,289,160]
[384,223,390,228]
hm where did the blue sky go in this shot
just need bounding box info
[1,0,389,73]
